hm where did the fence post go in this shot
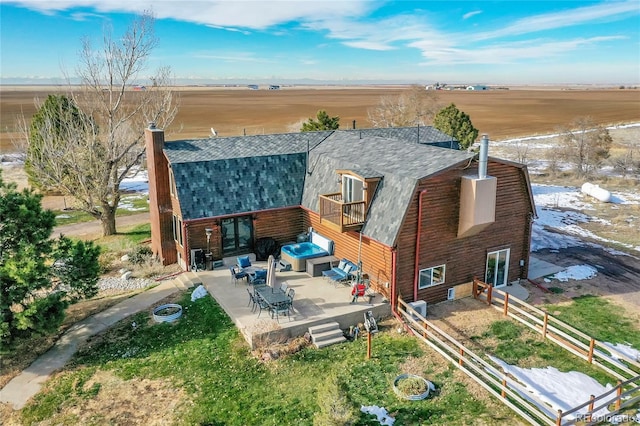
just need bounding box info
[588,339,595,363]
[615,380,622,410]
[587,395,595,422]
[473,279,478,299]
[487,285,493,305]
[459,348,464,366]
[501,368,507,398]
[542,311,548,338]
[503,293,509,316]
[556,409,562,426]
[422,320,428,339]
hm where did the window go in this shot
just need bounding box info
[418,264,446,289]
[342,175,364,203]
[172,215,183,246]
[169,167,177,197]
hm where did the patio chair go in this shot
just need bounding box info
[272,300,292,322]
[246,288,255,309]
[322,259,347,281]
[250,269,267,285]
[326,261,356,286]
[280,282,288,293]
[286,288,295,314]
[350,282,367,303]
[254,293,270,318]
[230,266,248,286]
[237,255,252,270]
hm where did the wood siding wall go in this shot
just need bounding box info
[303,209,393,296]
[182,208,304,266]
[395,160,534,305]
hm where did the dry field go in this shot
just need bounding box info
[1,86,639,152]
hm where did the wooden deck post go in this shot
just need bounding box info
[587,339,595,363]
[615,380,622,410]
[459,348,464,366]
[487,285,493,305]
[542,312,548,338]
[556,409,562,426]
[422,321,428,339]
[587,395,595,422]
[503,293,509,316]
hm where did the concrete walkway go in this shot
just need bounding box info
[0,277,188,410]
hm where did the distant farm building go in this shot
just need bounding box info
[268,85,280,90]
[467,85,488,91]
[248,84,259,90]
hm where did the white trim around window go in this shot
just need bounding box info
[172,215,183,247]
[418,264,446,289]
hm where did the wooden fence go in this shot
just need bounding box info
[397,294,640,426]
[472,278,640,380]
[397,298,555,425]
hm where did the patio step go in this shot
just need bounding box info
[308,322,346,349]
[175,272,201,290]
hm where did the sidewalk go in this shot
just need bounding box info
[0,278,185,410]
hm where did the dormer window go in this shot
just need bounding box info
[342,175,364,203]
[319,170,381,232]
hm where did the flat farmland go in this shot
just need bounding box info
[1,86,639,152]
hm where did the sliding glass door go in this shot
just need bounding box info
[221,216,253,255]
[486,248,510,288]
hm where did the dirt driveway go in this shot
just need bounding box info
[527,246,640,314]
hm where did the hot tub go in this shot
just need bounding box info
[280,232,334,272]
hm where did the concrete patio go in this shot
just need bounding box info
[194,255,391,348]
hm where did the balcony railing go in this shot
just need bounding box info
[319,193,366,232]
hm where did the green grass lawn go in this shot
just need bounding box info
[53,194,149,226]
[546,295,640,349]
[469,295,640,386]
[20,292,515,426]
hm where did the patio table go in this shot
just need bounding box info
[255,285,289,306]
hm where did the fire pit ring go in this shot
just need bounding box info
[152,303,183,323]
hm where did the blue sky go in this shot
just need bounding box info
[1,1,638,85]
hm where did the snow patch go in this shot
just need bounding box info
[549,264,598,282]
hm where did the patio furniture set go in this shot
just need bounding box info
[231,255,295,321]
[247,284,295,322]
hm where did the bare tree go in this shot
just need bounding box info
[609,140,640,178]
[22,12,177,236]
[367,85,439,128]
[557,117,612,177]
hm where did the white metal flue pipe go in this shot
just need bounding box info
[479,134,489,179]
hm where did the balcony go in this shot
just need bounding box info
[319,193,366,232]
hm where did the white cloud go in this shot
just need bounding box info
[412,36,627,65]
[473,0,638,41]
[462,10,482,20]
[7,0,375,29]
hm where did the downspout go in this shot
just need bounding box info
[413,189,428,301]
[183,221,190,271]
[391,248,397,312]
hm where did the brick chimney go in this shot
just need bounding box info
[145,123,176,265]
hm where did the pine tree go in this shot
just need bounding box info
[433,103,479,150]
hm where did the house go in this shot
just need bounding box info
[145,125,535,308]
[466,85,488,91]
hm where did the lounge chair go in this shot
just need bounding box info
[323,259,356,285]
